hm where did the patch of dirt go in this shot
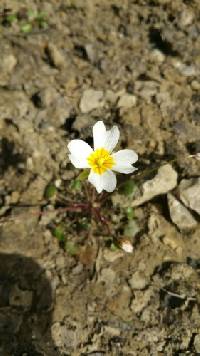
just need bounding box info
[0,0,200,355]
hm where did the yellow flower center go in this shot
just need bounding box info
[87,148,115,175]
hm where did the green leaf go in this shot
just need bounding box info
[70,179,82,191]
[39,21,48,29]
[27,9,38,20]
[110,242,120,251]
[36,12,48,29]
[126,207,135,220]
[118,180,137,196]
[65,241,78,255]
[77,169,89,181]
[21,23,32,33]
[77,217,90,230]
[6,14,17,24]
[53,226,65,242]
[44,184,57,199]
[36,11,47,21]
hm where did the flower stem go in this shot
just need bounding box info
[92,207,111,236]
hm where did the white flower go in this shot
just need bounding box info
[68,121,138,193]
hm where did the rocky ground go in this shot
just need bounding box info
[0,0,200,355]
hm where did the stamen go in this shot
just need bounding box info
[87,148,115,175]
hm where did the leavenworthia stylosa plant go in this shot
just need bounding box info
[68,121,138,193]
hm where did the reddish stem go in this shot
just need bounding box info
[92,207,111,235]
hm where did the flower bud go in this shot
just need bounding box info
[118,238,133,253]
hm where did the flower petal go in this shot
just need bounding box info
[88,170,117,193]
[103,126,120,152]
[112,149,138,173]
[101,170,117,192]
[93,121,120,152]
[93,121,107,150]
[68,154,88,168]
[88,172,103,193]
[113,165,137,174]
[68,139,93,168]
[113,149,138,164]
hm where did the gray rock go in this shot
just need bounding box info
[132,164,178,207]
[72,114,94,132]
[0,90,33,121]
[135,80,159,103]
[129,271,148,290]
[46,43,66,69]
[19,176,47,204]
[47,96,71,126]
[51,322,77,349]
[117,94,137,109]
[98,267,116,285]
[180,65,197,77]
[85,43,97,64]
[150,49,165,63]
[131,289,152,314]
[33,87,59,108]
[191,80,200,90]
[194,334,200,353]
[167,193,197,231]
[2,54,17,73]
[178,178,200,216]
[87,353,105,356]
[103,248,123,262]
[172,60,197,77]
[80,89,104,113]
[0,54,17,86]
[105,89,118,104]
[35,95,71,127]
[55,255,66,269]
[180,9,194,27]
[104,326,120,337]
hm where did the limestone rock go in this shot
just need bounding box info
[194,334,200,353]
[80,89,104,113]
[167,193,197,231]
[131,289,152,314]
[132,164,178,207]
[129,271,148,290]
[33,87,59,108]
[180,9,194,27]
[72,114,94,132]
[178,178,200,216]
[103,248,123,262]
[85,43,97,64]
[46,43,66,69]
[51,322,77,349]
[117,94,137,109]
[2,54,17,73]
[0,54,17,86]
[98,267,116,285]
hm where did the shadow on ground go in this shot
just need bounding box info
[0,253,59,356]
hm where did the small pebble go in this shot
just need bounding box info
[80,89,104,113]
[117,94,137,109]
[129,271,148,290]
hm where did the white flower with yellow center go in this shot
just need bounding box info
[68,121,138,193]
